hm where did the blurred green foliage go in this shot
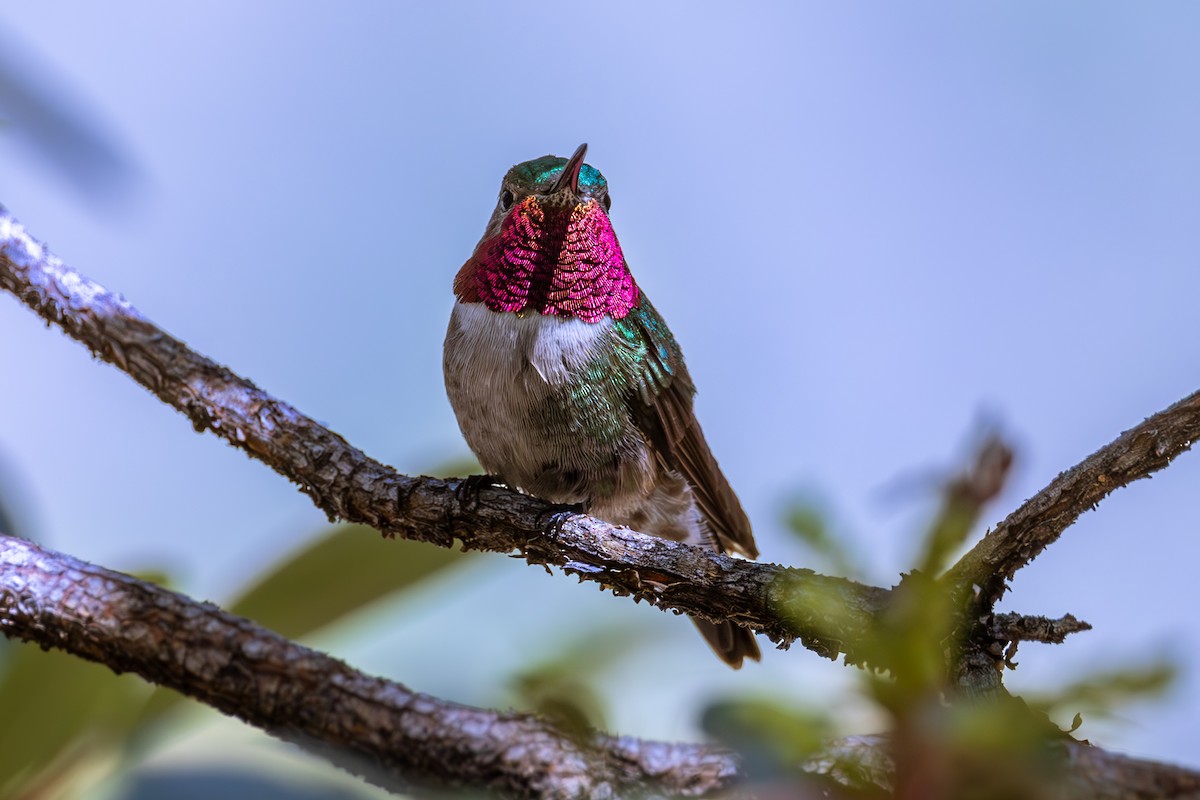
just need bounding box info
[702,696,835,781]
[782,492,864,580]
[1,39,1185,799]
[0,647,151,798]
[703,438,1177,798]
[0,449,1184,799]
[1028,659,1177,727]
[504,627,647,739]
[228,523,467,641]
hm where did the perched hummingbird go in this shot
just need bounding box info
[443,144,761,668]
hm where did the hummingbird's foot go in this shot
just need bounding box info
[538,501,587,537]
[455,474,503,511]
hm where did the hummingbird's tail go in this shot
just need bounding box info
[692,618,761,669]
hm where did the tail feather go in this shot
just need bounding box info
[693,618,761,669]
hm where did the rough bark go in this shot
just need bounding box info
[944,390,1200,604]
[0,205,890,663]
[0,206,1146,668]
[0,534,738,799]
[3,535,1198,799]
[4,204,1200,797]
[806,735,1200,800]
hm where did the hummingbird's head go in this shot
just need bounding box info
[454,143,638,323]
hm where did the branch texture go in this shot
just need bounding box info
[807,735,1200,800]
[4,205,1200,797]
[0,534,737,799]
[0,205,1190,666]
[946,391,1200,603]
[3,535,1197,799]
[0,205,889,664]
[992,612,1092,645]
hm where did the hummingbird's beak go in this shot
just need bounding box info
[549,143,588,195]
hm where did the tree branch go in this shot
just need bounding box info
[0,204,895,665]
[3,534,1196,799]
[4,202,1200,796]
[0,202,1177,673]
[806,735,1200,800]
[992,613,1092,646]
[945,390,1200,603]
[0,534,738,799]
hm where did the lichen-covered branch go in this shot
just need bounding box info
[945,390,1200,604]
[0,534,738,799]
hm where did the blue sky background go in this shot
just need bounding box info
[2,2,1198,790]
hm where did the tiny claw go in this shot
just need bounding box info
[1004,640,1020,670]
[538,501,587,536]
[456,474,502,511]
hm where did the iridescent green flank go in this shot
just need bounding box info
[611,297,682,407]
[508,155,608,194]
[529,295,687,495]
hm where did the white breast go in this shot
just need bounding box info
[442,302,612,482]
[443,302,694,540]
[445,303,609,385]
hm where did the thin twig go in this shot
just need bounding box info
[992,613,1092,645]
[945,391,1200,603]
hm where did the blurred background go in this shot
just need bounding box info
[1,2,1198,797]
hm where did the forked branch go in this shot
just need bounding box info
[3,204,1200,797]
[944,390,1200,602]
[0,206,888,662]
[1,206,1190,663]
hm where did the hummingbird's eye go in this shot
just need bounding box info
[499,189,515,211]
[602,194,612,211]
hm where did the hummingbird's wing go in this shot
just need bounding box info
[612,295,758,559]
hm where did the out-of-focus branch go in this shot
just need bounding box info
[0,205,893,664]
[0,29,140,206]
[945,391,1200,604]
[807,735,1200,800]
[2,535,1195,799]
[0,534,738,798]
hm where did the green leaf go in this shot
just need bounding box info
[0,644,151,797]
[133,523,472,727]
[0,562,175,795]
[506,626,646,737]
[226,523,471,640]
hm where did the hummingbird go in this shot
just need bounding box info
[443,144,760,668]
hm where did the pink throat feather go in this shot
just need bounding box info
[454,197,639,323]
